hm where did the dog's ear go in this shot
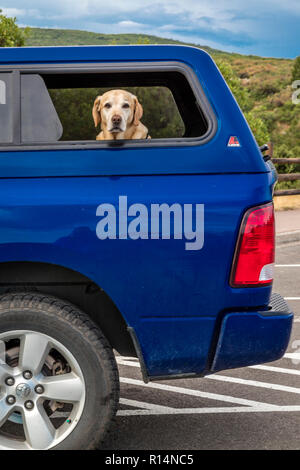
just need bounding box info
[133,96,143,126]
[92,95,102,127]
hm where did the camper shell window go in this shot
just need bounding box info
[0,62,216,148]
[0,73,13,143]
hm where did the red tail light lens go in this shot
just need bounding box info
[230,203,275,287]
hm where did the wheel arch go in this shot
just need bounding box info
[0,261,136,357]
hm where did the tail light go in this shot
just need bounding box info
[230,203,275,288]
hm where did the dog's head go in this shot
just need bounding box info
[92,89,143,134]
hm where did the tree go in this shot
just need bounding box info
[216,60,252,112]
[292,56,300,82]
[244,111,270,146]
[216,60,270,145]
[0,9,29,47]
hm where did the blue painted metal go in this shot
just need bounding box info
[0,45,293,377]
[211,311,293,372]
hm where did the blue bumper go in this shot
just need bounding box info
[211,293,293,372]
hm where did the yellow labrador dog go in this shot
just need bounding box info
[92,89,150,140]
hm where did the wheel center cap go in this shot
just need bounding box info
[16,383,31,398]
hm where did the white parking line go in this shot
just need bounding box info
[275,264,300,267]
[249,364,300,376]
[117,405,300,416]
[117,356,139,361]
[275,263,300,307]
[120,377,278,409]
[206,374,300,394]
[120,398,173,412]
[276,230,300,237]
[117,359,140,367]
[118,355,300,417]
[284,352,300,360]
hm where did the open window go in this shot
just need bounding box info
[18,64,213,146]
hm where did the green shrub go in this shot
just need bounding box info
[216,60,252,112]
[244,111,270,146]
[292,56,300,82]
[0,9,29,47]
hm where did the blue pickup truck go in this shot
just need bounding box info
[0,44,293,450]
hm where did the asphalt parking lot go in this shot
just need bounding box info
[102,235,300,450]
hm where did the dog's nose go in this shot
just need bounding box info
[112,114,122,125]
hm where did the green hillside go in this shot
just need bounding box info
[23,28,300,189]
[24,27,220,54]
[25,28,180,46]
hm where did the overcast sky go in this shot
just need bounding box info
[1,0,299,58]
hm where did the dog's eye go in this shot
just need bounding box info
[122,103,130,109]
[104,103,111,109]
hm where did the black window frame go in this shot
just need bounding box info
[0,61,217,151]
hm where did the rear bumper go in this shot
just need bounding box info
[210,293,293,372]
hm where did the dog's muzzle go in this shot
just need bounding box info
[110,115,124,132]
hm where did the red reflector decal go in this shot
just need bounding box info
[228,136,241,147]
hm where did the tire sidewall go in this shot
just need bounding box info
[0,307,118,450]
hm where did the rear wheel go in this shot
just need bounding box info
[0,293,119,450]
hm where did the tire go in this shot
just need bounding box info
[0,292,119,450]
